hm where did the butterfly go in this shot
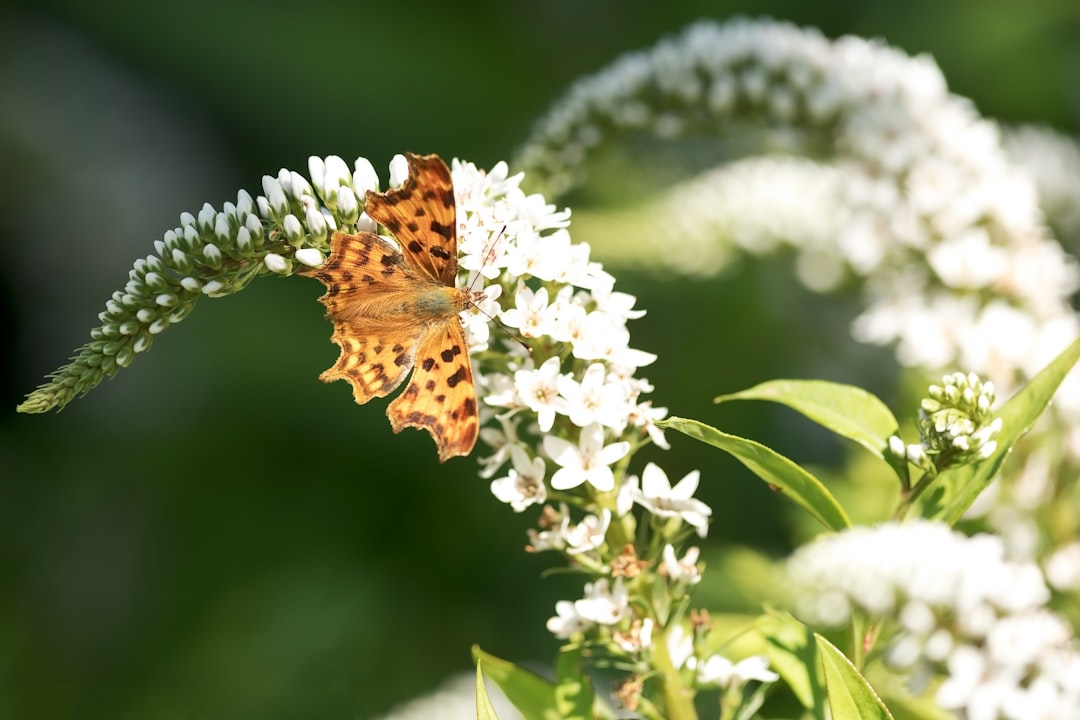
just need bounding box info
[304,153,484,462]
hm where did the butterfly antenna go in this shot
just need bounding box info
[464,224,531,354]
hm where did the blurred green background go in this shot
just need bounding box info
[2,1,1077,718]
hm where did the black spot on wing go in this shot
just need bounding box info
[430,220,453,240]
[446,366,468,388]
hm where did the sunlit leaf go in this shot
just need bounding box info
[815,634,893,720]
[716,379,899,460]
[472,645,559,720]
[758,611,824,714]
[476,662,501,720]
[660,417,850,531]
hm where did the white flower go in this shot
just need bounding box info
[626,400,670,449]
[558,363,630,429]
[572,312,657,368]
[460,283,502,350]
[526,504,570,553]
[666,623,695,671]
[547,600,593,639]
[477,414,522,479]
[661,544,702,585]
[514,356,570,432]
[631,463,711,536]
[500,285,555,338]
[574,578,630,625]
[543,423,630,492]
[489,447,547,512]
[614,618,655,654]
[697,654,779,688]
[564,509,611,555]
[615,474,637,517]
[1045,541,1080,591]
[787,520,1080,720]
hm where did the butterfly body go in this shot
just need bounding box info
[305,153,483,462]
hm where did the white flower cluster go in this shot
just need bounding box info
[667,624,779,690]
[438,159,690,501]
[547,579,777,692]
[514,15,1080,601]
[172,153,691,517]
[1003,125,1080,245]
[518,18,1078,401]
[787,521,1080,719]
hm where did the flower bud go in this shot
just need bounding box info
[295,248,324,267]
[183,225,202,252]
[353,157,379,195]
[283,214,304,248]
[144,272,167,291]
[236,189,254,217]
[336,186,359,225]
[308,156,326,196]
[235,227,253,255]
[171,248,193,273]
[264,253,289,274]
[214,215,232,245]
[202,243,223,269]
[202,280,225,295]
[198,203,216,230]
[388,154,409,187]
[245,215,265,246]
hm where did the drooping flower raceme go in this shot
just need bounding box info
[11,144,722,715]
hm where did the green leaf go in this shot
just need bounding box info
[716,379,900,461]
[758,612,824,715]
[476,662,501,720]
[659,417,851,531]
[554,643,593,720]
[472,646,560,720]
[917,336,1080,524]
[815,634,894,720]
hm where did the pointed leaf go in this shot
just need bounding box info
[815,634,893,720]
[716,379,899,460]
[917,336,1080,524]
[758,612,824,714]
[660,417,850,531]
[472,646,559,720]
[476,662,502,720]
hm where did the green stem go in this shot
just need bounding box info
[652,626,698,720]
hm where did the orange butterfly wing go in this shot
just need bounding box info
[364,153,458,286]
[388,320,479,463]
[305,153,479,462]
[306,231,428,402]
